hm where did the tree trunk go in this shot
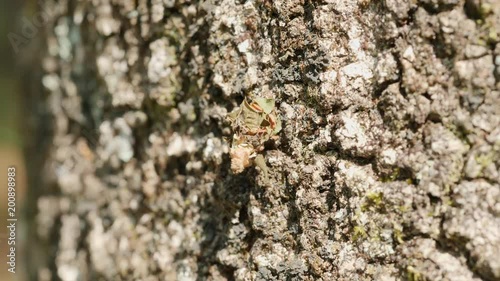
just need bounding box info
[28,0,500,280]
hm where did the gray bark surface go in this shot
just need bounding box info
[28,0,500,280]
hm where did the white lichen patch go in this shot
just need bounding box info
[333,110,383,157]
[97,38,144,107]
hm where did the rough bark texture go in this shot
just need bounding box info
[28,0,500,280]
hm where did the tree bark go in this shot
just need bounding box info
[28,0,500,280]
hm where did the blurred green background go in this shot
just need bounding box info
[1,2,24,145]
[1,1,34,280]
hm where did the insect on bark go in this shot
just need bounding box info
[226,97,281,174]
